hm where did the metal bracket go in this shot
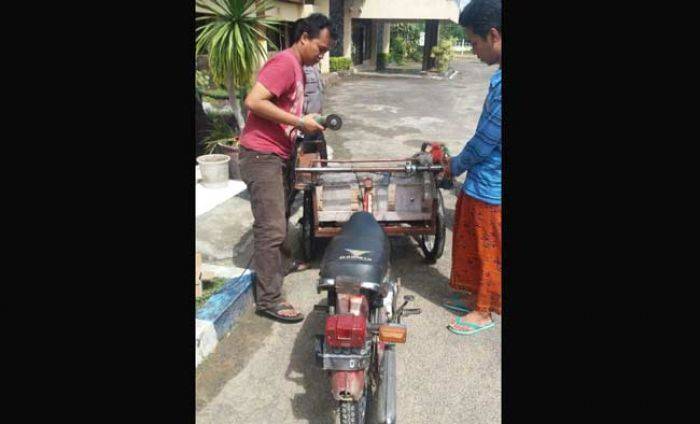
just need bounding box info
[315,336,371,370]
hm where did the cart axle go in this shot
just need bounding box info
[295,165,445,173]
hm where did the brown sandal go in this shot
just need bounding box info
[256,301,305,323]
[286,260,310,274]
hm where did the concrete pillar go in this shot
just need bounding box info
[329,0,344,57]
[343,11,352,58]
[382,22,391,54]
[368,21,378,68]
[422,19,439,71]
[319,54,330,73]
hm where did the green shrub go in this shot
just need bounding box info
[196,70,211,90]
[391,23,425,63]
[377,53,390,70]
[329,57,352,72]
[390,36,406,65]
[409,48,423,62]
[197,87,229,99]
[431,37,456,72]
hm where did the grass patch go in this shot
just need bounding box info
[196,277,229,311]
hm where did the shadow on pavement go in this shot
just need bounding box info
[443,205,455,232]
[285,302,336,423]
[228,190,306,269]
[195,309,274,412]
[230,228,253,268]
[389,237,453,310]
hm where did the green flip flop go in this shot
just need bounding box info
[442,293,471,313]
[447,316,495,335]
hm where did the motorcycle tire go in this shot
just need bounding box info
[338,395,368,424]
[418,190,446,264]
[301,189,317,262]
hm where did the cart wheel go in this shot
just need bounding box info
[418,190,446,264]
[301,189,316,262]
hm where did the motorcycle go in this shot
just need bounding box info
[314,211,422,424]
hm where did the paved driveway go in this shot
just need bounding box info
[196,57,501,424]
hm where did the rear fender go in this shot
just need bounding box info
[330,370,365,401]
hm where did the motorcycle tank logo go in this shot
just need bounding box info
[338,249,372,262]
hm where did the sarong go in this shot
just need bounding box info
[449,192,502,315]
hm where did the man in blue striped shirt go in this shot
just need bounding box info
[443,0,502,336]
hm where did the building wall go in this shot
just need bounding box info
[347,0,459,22]
[302,0,329,17]
[270,1,303,21]
[302,0,331,73]
[196,0,454,72]
[270,0,331,73]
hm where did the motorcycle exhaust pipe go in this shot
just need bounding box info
[375,345,397,423]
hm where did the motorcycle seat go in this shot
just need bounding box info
[319,211,390,285]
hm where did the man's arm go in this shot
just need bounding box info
[244,82,325,134]
[449,98,501,177]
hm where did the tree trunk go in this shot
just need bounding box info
[226,73,246,132]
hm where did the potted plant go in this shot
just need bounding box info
[202,116,241,180]
[196,0,279,130]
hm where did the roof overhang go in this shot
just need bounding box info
[347,0,460,23]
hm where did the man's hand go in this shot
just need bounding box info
[436,155,454,190]
[298,114,325,135]
[442,155,452,179]
[245,83,326,133]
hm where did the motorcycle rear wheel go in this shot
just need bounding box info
[337,394,367,424]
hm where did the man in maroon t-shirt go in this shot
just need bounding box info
[239,13,334,323]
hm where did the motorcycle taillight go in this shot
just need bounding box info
[325,314,367,348]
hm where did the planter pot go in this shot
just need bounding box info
[196,154,230,188]
[217,143,241,180]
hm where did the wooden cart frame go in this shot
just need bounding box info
[294,152,447,263]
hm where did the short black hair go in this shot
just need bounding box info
[292,13,336,43]
[459,0,501,38]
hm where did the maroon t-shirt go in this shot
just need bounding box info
[239,49,305,160]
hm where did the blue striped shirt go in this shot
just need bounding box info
[451,68,502,205]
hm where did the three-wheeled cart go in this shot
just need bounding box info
[294,145,448,263]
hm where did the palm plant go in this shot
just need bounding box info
[196,0,279,130]
[202,116,237,154]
